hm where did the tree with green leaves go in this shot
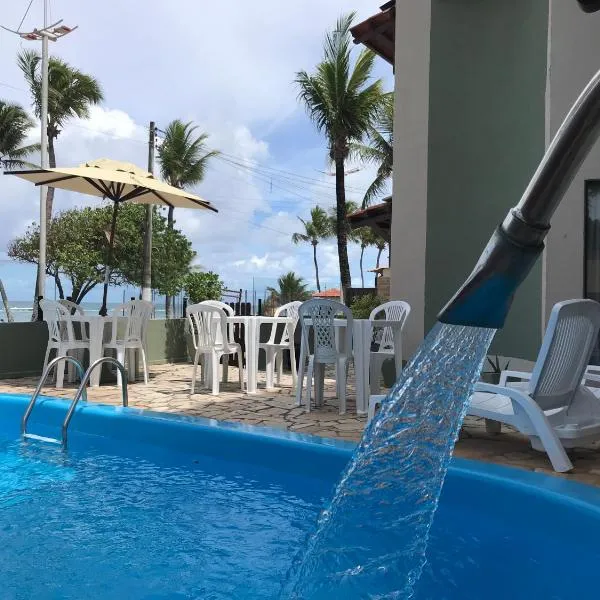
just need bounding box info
[351,93,393,207]
[374,235,387,269]
[158,119,219,317]
[267,272,311,307]
[0,100,39,170]
[296,13,385,292]
[18,50,103,223]
[8,204,194,304]
[184,271,224,304]
[292,205,331,292]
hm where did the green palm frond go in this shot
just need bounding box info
[17,50,103,138]
[158,120,219,189]
[0,100,39,169]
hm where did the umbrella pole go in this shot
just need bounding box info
[100,202,119,316]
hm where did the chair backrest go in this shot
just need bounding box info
[369,300,411,352]
[186,303,229,353]
[111,300,153,345]
[298,299,352,363]
[58,299,85,316]
[198,301,234,344]
[40,299,74,344]
[529,299,600,410]
[267,301,302,344]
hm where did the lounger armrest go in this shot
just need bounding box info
[584,372,600,384]
[498,370,532,386]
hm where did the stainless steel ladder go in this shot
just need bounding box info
[22,356,128,448]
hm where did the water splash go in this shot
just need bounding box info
[281,323,495,599]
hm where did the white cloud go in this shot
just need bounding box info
[0,0,393,302]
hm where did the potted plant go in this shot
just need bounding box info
[481,355,510,385]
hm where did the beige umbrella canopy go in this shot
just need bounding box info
[6,158,217,314]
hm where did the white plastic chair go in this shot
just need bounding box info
[187,304,244,395]
[199,301,236,383]
[259,301,301,388]
[40,299,89,388]
[296,299,353,414]
[468,299,600,472]
[369,300,410,395]
[103,300,152,386]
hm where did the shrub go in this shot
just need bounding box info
[350,293,384,319]
[184,271,224,304]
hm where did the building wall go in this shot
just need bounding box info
[425,0,548,360]
[390,0,432,356]
[543,2,600,322]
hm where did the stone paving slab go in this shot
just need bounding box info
[2,362,600,487]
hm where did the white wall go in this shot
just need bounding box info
[544,2,600,322]
[390,0,432,357]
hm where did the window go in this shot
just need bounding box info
[585,181,600,364]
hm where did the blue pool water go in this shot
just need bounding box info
[0,394,599,598]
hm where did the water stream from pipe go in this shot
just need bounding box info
[281,323,495,599]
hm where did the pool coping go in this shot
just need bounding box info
[3,392,600,506]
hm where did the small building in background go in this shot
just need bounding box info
[312,289,342,301]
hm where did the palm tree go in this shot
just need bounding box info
[351,93,393,207]
[374,235,387,269]
[0,100,39,169]
[18,50,103,223]
[354,227,378,288]
[296,13,385,293]
[292,206,331,292]
[267,272,311,307]
[158,119,219,317]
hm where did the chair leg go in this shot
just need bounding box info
[368,396,383,423]
[237,350,244,390]
[140,347,149,385]
[116,348,125,387]
[315,363,325,407]
[370,355,383,396]
[211,352,220,395]
[305,357,314,412]
[296,352,306,407]
[222,354,229,383]
[265,348,275,389]
[338,358,347,414]
[276,351,284,386]
[55,348,66,389]
[290,345,297,387]
[191,351,201,395]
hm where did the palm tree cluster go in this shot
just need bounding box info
[267,272,311,308]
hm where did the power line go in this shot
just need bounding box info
[16,0,34,32]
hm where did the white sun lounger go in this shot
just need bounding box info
[469,299,600,472]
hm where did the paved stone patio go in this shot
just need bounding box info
[2,362,600,487]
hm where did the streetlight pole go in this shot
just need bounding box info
[141,121,156,302]
[2,8,76,318]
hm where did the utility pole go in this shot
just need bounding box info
[141,121,155,302]
[3,7,76,318]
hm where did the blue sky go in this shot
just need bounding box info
[0,0,393,304]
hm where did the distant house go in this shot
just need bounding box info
[312,289,341,301]
[353,1,600,362]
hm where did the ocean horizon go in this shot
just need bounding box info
[0,300,172,323]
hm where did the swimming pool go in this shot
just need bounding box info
[0,393,598,599]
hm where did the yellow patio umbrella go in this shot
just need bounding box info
[6,158,217,315]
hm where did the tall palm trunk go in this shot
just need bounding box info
[375,246,383,287]
[334,147,351,293]
[0,279,13,323]
[46,135,57,224]
[312,241,321,292]
[165,206,175,318]
[360,244,365,288]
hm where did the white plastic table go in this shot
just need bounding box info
[73,315,135,387]
[299,318,404,414]
[226,315,295,394]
